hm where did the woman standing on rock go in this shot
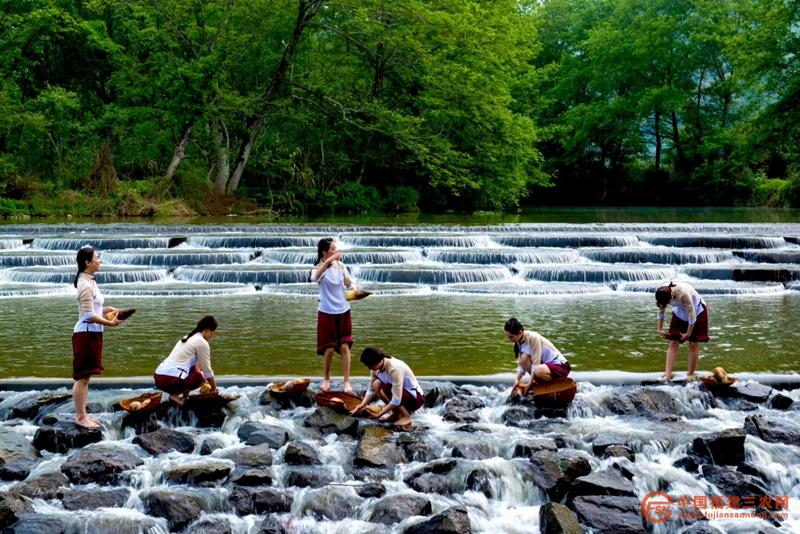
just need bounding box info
[310,237,354,393]
[154,315,218,405]
[351,347,425,427]
[656,282,710,382]
[72,246,122,428]
[504,317,571,397]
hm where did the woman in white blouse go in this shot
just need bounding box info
[154,315,218,405]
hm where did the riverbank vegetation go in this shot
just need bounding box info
[1,0,799,217]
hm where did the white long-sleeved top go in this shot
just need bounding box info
[515,330,567,372]
[365,357,424,406]
[657,283,705,325]
[155,332,214,379]
[310,261,351,314]
[73,272,104,333]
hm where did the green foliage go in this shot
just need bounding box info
[385,186,419,213]
[0,198,29,217]
[325,182,382,215]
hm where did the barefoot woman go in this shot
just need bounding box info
[72,246,122,428]
[154,315,218,404]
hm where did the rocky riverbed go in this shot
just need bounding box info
[1,379,799,533]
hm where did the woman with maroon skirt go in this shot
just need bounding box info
[310,238,354,393]
[153,315,218,405]
[72,246,122,429]
[656,282,710,382]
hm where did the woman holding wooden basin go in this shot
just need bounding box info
[154,315,218,405]
[504,317,571,397]
[655,282,710,382]
[71,245,123,429]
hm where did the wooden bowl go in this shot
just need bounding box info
[522,378,577,406]
[346,289,372,301]
[315,391,364,413]
[105,308,136,321]
[700,375,737,395]
[185,392,240,409]
[269,378,311,398]
[120,392,162,414]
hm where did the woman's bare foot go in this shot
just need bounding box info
[168,394,185,406]
[394,416,412,427]
[343,382,353,394]
[685,374,697,382]
[74,416,100,429]
[321,379,331,392]
[659,374,673,382]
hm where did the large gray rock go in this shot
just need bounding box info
[451,441,494,460]
[61,487,131,510]
[465,468,494,498]
[591,433,626,455]
[2,513,66,534]
[0,428,40,480]
[9,392,72,420]
[229,468,273,486]
[199,437,225,455]
[692,428,746,465]
[744,414,800,446]
[369,494,432,525]
[10,472,69,500]
[701,464,772,504]
[303,408,360,436]
[284,467,335,488]
[237,421,289,448]
[511,437,558,458]
[283,440,321,465]
[397,432,439,462]
[0,492,33,528]
[403,460,458,494]
[732,382,773,403]
[183,516,233,534]
[354,425,407,468]
[404,505,472,534]
[605,388,676,418]
[502,406,537,428]
[61,445,143,485]
[554,450,593,481]
[539,502,583,534]
[770,393,794,410]
[32,420,102,453]
[301,487,364,521]
[141,489,208,532]
[164,460,233,485]
[443,396,483,423]
[571,495,645,533]
[229,486,293,516]
[526,451,572,501]
[569,470,637,500]
[218,443,273,468]
[133,428,195,455]
[424,382,465,408]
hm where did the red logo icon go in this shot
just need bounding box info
[642,490,673,523]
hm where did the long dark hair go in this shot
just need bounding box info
[360,346,392,367]
[73,246,95,288]
[315,237,334,265]
[182,315,218,343]
[655,282,676,307]
[504,317,524,335]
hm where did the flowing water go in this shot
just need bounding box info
[0,219,799,378]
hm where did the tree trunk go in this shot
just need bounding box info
[654,108,661,172]
[165,123,193,180]
[671,111,685,170]
[212,119,230,194]
[228,118,261,194]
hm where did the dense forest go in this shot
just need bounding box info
[1,0,798,217]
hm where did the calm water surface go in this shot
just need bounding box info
[1,292,798,378]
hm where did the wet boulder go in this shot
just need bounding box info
[569,469,637,501]
[32,420,102,453]
[692,428,746,465]
[539,502,583,534]
[465,468,494,498]
[744,414,800,446]
[553,449,593,482]
[502,405,537,428]
[229,486,292,515]
[354,425,407,468]
[258,516,288,534]
[61,444,143,485]
[404,505,472,534]
[301,486,364,521]
[0,492,33,528]
[9,392,71,421]
[134,428,195,455]
[397,432,439,462]
[770,393,794,410]
[356,482,387,499]
[424,382,465,408]
[571,495,645,533]
[0,428,40,480]
[511,437,558,458]
[525,452,572,501]
[259,388,315,409]
[603,444,635,462]
[701,464,771,501]
[450,441,494,460]
[674,455,700,473]
[218,443,273,468]
[605,388,676,418]
[164,459,233,485]
[2,513,66,534]
[284,467,335,488]
[61,487,130,510]
[443,396,484,423]
[591,433,626,456]
[228,468,274,486]
[404,459,458,495]
[283,440,321,466]
[141,489,208,532]
[199,437,225,455]
[10,472,69,500]
[732,382,773,403]
[368,494,432,525]
[303,408,359,437]
[237,421,289,448]
[183,516,233,534]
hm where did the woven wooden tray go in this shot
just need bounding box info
[346,289,372,301]
[269,378,311,398]
[105,308,136,321]
[185,392,240,409]
[700,375,737,394]
[120,391,162,414]
[315,391,381,415]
